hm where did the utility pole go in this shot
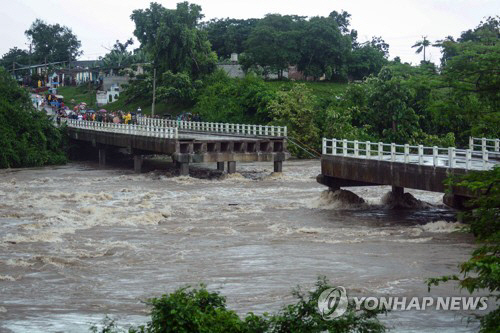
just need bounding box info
[44,56,48,85]
[151,67,156,116]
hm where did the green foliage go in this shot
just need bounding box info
[243,14,304,79]
[193,71,275,123]
[99,39,148,72]
[202,18,259,59]
[0,68,66,168]
[268,84,321,157]
[90,278,386,333]
[129,2,217,105]
[427,167,500,333]
[131,2,217,80]
[347,37,389,80]
[0,47,30,71]
[25,19,82,63]
[412,36,431,61]
[297,15,351,81]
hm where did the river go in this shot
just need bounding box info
[0,159,481,332]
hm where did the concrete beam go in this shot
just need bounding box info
[227,161,236,174]
[217,162,225,171]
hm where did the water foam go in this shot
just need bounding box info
[416,220,466,233]
[306,190,368,210]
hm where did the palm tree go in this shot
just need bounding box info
[412,36,431,61]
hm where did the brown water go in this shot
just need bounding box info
[0,160,481,332]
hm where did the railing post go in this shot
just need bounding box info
[366,141,371,157]
[448,147,456,168]
[482,137,487,152]
[390,143,395,162]
[469,137,473,150]
[465,149,471,169]
[354,140,359,157]
[495,139,500,153]
[343,139,348,156]
[322,138,327,155]
[378,142,383,160]
[333,139,337,155]
[404,144,409,163]
[418,145,424,165]
[284,126,287,137]
[483,150,489,170]
[433,146,438,167]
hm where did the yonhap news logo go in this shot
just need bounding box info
[317,287,490,320]
[317,287,348,319]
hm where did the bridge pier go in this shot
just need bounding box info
[217,162,225,172]
[227,161,236,174]
[274,161,283,173]
[134,155,143,173]
[98,148,106,167]
[179,162,189,176]
[392,186,404,198]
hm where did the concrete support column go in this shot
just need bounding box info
[227,161,236,174]
[179,162,189,176]
[134,155,143,173]
[392,186,404,198]
[217,162,225,172]
[273,161,283,173]
[98,148,106,167]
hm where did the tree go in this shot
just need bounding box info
[0,68,66,168]
[243,14,304,79]
[347,37,389,80]
[100,39,146,72]
[25,19,82,64]
[431,17,500,140]
[411,36,430,61]
[0,47,30,70]
[269,84,321,157]
[298,16,352,80]
[202,18,259,59]
[130,1,217,80]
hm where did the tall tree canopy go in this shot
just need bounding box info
[25,19,82,63]
[242,14,304,79]
[130,1,216,79]
[202,18,259,59]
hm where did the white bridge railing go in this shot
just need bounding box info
[138,117,287,137]
[469,137,500,154]
[66,119,178,139]
[322,138,499,171]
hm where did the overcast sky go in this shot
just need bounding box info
[2,0,498,65]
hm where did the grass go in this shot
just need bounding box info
[265,80,348,100]
[57,85,98,110]
[58,80,349,116]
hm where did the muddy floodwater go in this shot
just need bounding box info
[0,159,482,332]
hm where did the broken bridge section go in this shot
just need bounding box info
[317,138,499,209]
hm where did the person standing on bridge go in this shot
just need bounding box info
[125,112,132,124]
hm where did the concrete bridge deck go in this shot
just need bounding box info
[317,138,499,208]
[66,119,289,175]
